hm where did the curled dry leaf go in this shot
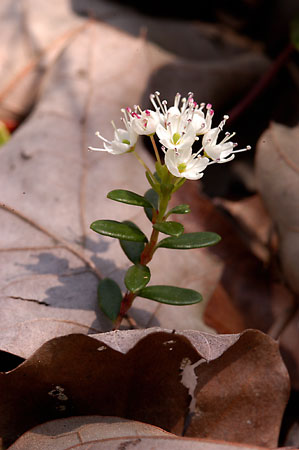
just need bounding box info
[0,328,289,449]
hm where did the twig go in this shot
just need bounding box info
[227,43,294,124]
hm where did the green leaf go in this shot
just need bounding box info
[97,278,122,321]
[153,221,184,237]
[167,204,191,216]
[90,219,147,242]
[144,188,159,222]
[119,221,145,264]
[107,189,153,208]
[157,231,221,249]
[138,285,202,305]
[124,264,151,293]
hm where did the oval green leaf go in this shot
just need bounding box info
[153,221,184,237]
[107,189,153,208]
[167,204,191,215]
[90,219,147,242]
[97,278,122,321]
[144,188,159,222]
[124,264,151,293]
[119,221,145,264]
[157,231,221,249]
[138,285,202,305]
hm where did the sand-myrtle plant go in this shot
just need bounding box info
[89,91,251,329]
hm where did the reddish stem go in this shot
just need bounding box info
[227,43,294,124]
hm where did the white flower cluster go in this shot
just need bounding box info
[88,92,251,180]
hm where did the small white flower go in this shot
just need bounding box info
[88,110,137,155]
[129,107,160,136]
[191,102,214,135]
[150,91,213,135]
[165,147,209,180]
[203,115,251,163]
[156,118,197,152]
[153,93,197,151]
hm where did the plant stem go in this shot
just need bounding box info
[113,187,171,329]
[227,43,294,124]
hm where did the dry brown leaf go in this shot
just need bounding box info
[186,329,290,447]
[172,181,291,332]
[255,122,299,294]
[0,1,225,343]
[7,416,171,450]
[0,328,289,448]
[172,181,298,390]
[0,0,86,125]
[37,435,297,450]
[255,121,299,388]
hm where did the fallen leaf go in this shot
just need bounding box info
[186,329,290,448]
[0,328,289,448]
[7,416,171,450]
[255,121,299,295]
[255,121,299,389]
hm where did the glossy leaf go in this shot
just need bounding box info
[124,264,151,293]
[167,204,191,215]
[138,285,202,305]
[157,231,221,249]
[107,189,153,208]
[119,221,145,264]
[90,219,147,242]
[97,278,122,321]
[153,221,184,237]
[144,188,159,222]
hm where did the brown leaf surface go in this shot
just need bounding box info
[186,329,290,447]
[255,121,299,389]
[7,416,171,450]
[38,436,298,450]
[0,328,289,448]
[255,122,299,294]
[0,0,85,125]
[172,182,289,331]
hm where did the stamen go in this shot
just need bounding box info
[233,146,251,153]
[95,131,111,144]
[174,92,181,109]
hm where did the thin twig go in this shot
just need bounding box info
[227,43,294,124]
